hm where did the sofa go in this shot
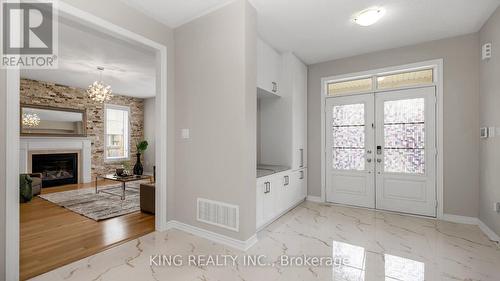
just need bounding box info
[20,173,42,203]
[140,183,155,214]
[22,173,42,196]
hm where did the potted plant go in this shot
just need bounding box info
[133,140,148,175]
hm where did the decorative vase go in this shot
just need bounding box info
[133,153,144,175]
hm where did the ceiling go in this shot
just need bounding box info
[121,0,234,28]
[121,0,500,65]
[21,19,156,98]
[253,0,500,64]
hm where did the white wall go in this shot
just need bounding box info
[0,69,7,281]
[143,97,156,174]
[174,0,257,241]
[479,6,500,236]
[308,33,481,217]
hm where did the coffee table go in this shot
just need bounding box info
[95,174,153,200]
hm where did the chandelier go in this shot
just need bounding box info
[87,67,113,103]
[22,113,40,128]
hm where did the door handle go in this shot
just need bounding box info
[376,158,382,163]
[367,158,372,163]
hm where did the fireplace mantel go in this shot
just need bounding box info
[20,137,92,183]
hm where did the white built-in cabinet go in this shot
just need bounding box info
[284,53,308,170]
[256,169,307,229]
[256,40,308,229]
[257,38,281,97]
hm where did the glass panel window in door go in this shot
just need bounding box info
[383,98,425,174]
[332,104,365,171]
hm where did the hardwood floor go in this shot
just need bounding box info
[20,181,155,281]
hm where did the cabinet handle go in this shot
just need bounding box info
[272,82,277,93]
[264,182,271,194]
[299,148,304,168]
[284,175,289,186]
[299,171,304,180]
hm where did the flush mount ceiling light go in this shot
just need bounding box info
[354,7,385,26]
[87,66,113,103]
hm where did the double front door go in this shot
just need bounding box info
[325,87,436,217]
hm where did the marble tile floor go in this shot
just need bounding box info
[30,201,500,281]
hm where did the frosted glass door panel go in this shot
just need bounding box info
[383,98,425,174]
[332,104,366,171]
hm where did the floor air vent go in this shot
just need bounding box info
[197,198,239,232]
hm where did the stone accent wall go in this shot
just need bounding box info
[20,78,145,179]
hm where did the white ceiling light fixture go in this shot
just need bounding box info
[87,66,113,103]
[354,7,385,27]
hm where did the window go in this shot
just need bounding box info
[326,68,435,96]
[105,104,130,160]
[377,69,433,90]
[327,78,373,96]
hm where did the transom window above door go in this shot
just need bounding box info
[327,68,434,96]
[105,104,130,161]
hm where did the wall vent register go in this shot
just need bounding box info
[197,198,239,232]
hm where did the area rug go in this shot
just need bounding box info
[38,183,142,221]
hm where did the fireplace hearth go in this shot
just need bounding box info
[32,153,78,187]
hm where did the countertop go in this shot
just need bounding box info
[257,164,290,178]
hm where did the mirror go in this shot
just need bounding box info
[20,104,87,137]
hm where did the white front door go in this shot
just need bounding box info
[325,87,437,217]
[325,94,375,208]
[375,87,436,217]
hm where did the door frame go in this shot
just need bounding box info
[320,59,444,219]
[3,2,169,280]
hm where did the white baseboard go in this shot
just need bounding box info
[441,214,479,225]
[306,195,322,203]
[441,214,499,244]
[166,220,258,251]
[477,219,500,243]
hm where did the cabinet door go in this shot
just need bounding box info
[256,179,265,228]
[262,178,276,223]
[290,169,307,204]
[280,173,292,213]
[257,38,281,96]
[289,54,308,170]
[299,169,307,200]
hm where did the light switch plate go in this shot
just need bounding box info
[480,127,489,138]
[181,129,190,139]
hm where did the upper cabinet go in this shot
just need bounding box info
[257,44,308,171]
[257,38,281,97]
[282,53,308,170]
